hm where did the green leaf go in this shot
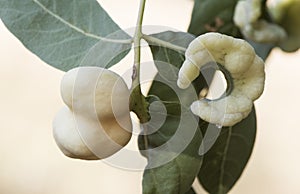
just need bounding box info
[0,0,131,71]
[198,109,257,194]
[185,188,196,194]
[147,31,215,98]
[142,151,201,194]
[188,0,241,37]
[139,99,203,194]
[139,31,207,194]
[148,31,195,62]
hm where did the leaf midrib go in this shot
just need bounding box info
[218,127,232,193]
[32,0,131,44]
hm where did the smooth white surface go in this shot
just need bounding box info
[0,0,300,193]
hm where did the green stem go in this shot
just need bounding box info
[130,0,150,123]
[132,0,146,88]
[142,34,187,52]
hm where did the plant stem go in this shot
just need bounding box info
[142,34,187,52]
[132,0,146,89]
[130,0,150,123]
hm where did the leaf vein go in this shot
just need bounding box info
[32,0,131,44]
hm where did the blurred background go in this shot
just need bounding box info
[0,0,300,193]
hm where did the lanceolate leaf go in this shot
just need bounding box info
[198,109,257,194]
[139,31,207,194]
[188,0,241,37]
[0,0,131,71]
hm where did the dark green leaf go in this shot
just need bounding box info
[149,31,194,57]
[139,98,203,194]
[188,0,241,37]
[198,109,257,194]
[0,0,131,71]
[139,31,207,194]
[142,150,201,194]
[185,188,196,194]
[147,31,215,97]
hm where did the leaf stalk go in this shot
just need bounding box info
[130,0,150,124]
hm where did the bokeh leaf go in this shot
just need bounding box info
[188,0,241,37]
[0,0,131,71]
[198,109,257,194]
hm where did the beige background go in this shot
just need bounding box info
[1,0,300,193]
